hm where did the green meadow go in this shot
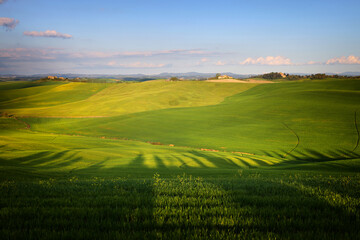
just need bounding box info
[0,79,359,239]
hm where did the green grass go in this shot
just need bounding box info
[0,82,108,112]
[1,80,257,117]
[24,79,360,159]
[0,118,283,181]
[1,79,360,239]
[1,171,359,239]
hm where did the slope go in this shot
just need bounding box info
[0,80,258,117]
[25,79,360,161]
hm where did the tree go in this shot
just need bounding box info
[310,74,326,80]
[169,77,180,81]
[216,73,221,79]
[261,72,283,79]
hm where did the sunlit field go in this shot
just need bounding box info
[1,79,359,239]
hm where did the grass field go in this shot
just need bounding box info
[0,79,359,239]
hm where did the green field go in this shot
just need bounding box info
[1,79,359,239]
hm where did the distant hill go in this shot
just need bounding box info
[1,72,359,82]
[338,72,360,76]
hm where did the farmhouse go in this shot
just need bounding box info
[279,72,286,78]
[46,76,67,80]
[218,75,233,79]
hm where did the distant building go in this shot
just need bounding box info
[46,76,67,80]
[218,75,234,79]
[279,72,286,78]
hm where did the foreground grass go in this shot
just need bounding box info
[1,172,359,240]
[0,124,359,239]
[1,79,360,239]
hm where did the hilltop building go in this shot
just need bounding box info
[279,72,286,78]
[46,76,67,81]
[218,75,233,79]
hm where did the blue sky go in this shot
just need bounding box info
[0,0,360,75]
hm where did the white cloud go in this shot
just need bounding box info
[106,61,117,66]
[201,58,208,62]
[23,30,72,39]
[70,49,210,59]
[326,55,360,65]
[215,61,225,66]
[0,48,62,60]
[0,17,19,30]
[0,47,214,62]
[306,61,322,65]
[240,56,293,65]
[106,61,168,68]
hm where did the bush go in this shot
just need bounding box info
[261,72,283,79]
[169,77,180,81]
[310,74,327,80]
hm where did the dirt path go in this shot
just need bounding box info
[353,110,359,152]
[14,116,31,129]
[282,122,300,158]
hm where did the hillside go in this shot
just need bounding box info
[0,80,257,117]
[1,78,360,239]
[15,79,360,162]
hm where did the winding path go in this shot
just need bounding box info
[282,122,300,158]
[14,116,31,129]
[352,110,359,152]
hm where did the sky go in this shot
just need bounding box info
[0,0,360,75]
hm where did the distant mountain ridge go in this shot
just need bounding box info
[1,72,359,81]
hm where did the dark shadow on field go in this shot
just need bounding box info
[127,153,145,168]
[248,157,272,167]
[262,150,285,159]
[83,159,108,171]
[5,151,357,237]
[263,148,360,168]
[127,173,359,239]
[233,156,252,168]
[171,154,189,168]
[188,151,272,169]
[183,153,208,168]
[223,157,241,167]
[154,155,166,168]
[22,150,71,165]
[188,150,249,169]
[0,177,157,239]
[1,150,85,170]
[188,151,222,168]
[200,175,359,239]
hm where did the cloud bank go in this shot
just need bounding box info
[0,48,214,62]
[326,55,360,65]
[69,49,210,59]
[0,48,62,60]
[106,61,168,68]
[23,30,72,39]
[0,17,19,30]
[240,56,293,65]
